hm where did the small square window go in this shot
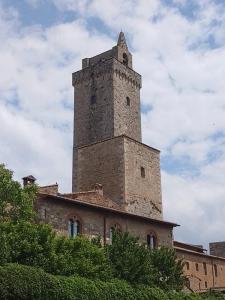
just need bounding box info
[91,95,96,105]
[141,167,145,178]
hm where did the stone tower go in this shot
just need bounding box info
[72,32,163,220]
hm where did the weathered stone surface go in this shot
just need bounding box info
[35,194,173,247]
[75,135,162,220]
[210,242,225,258]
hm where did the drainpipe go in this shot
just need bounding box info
[211,257,215,288]
[103,217,106,245]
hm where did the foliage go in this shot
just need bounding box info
[0,221,112,280]
[107,230,153,285]
[0,164,37,222]
[107,229,185,291]
[0,263,209,300]
[149,246,185,291]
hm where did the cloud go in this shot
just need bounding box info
[0,0,225,248]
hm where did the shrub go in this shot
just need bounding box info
[0,263,198,300]
[0,221,112,280]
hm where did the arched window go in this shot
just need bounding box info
[68,219,80,238]
[123,53,128,66]
[109,224,121,244]
[147,233,157,250]
[186,278,191,289]
[126,96,130,106]
[195,263,199,271]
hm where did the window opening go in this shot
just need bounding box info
[68,219,80,238]
[91,95,96,105]
[203,262,207,275]
[126,96,130,106]
[123,53,128,66]
[147,234,157,250]
[195,263,199,271]
[214,264,218,277]
[141,167,145,178]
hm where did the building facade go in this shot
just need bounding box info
[34,32,225,293]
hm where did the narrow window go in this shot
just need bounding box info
[109,227,114,244]
[68,219,80,238]
[141,167,145,178]
[195,263,199,271]
[186,262,190,270]
[126,96,130,106]
[91,95,96,105]
[123,53,128,66]
[109,224,121,244]
[203,262,207,275]
[214,264,218,277]
[205,281,208,289]
[147,234,157,250]
[186,278,190,289]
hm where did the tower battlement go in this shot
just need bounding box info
[72,58,141,88]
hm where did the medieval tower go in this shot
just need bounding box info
[72,32,163,220]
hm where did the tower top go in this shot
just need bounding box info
[117,31,127,47]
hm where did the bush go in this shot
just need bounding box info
[0,221,112,280]
[0,264,204,300]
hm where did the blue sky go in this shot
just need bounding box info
[1,0,225,248]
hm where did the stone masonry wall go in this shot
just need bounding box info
[75,135,162,220]
[76,136,125,205]
[124,137,163,220]
[73,59,114,148]
[210,242,225,258]
[35,195,173,247]
[113,59,142,142]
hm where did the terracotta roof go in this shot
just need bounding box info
[175,246,225,261]
[62,191,121,210]
[38,192,178,228]
[174,241,207,253]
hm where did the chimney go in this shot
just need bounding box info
[93,183,103,196]
[22,175,36,187]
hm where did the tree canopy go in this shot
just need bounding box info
[0,164,37,222]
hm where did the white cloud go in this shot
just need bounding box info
[0,0,225,248]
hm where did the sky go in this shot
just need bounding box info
[0,0,225,249]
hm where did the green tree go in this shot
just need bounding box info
[107,230,153,285]
[0,221,112,281]
[107,230,185,291]
[149,247,185,291]
[0,164,37,222]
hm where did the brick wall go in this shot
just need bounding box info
[176,248,225,292]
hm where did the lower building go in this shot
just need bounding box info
[175,241,225,292]
[32,180,225,293]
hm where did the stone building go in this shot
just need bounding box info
[34,32,225,292]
